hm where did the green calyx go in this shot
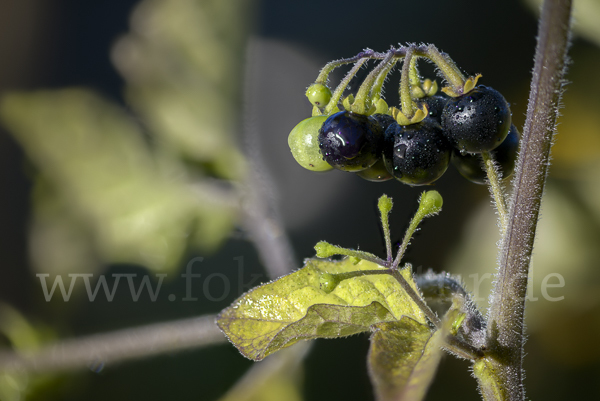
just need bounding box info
[442,74,482,97]
[390,104,429,125]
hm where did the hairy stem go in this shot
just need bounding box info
[315,49,377,84]
[425,44,465,94]
[482,0,572,400]
[481,151,508,233]
[353,52,394,114]
[324,58,368,115]
[390,270,441,328]
[399,48,416,117]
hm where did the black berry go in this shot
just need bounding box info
[382,119,451,186]
[417,94,449,124]
[441,85,511,153]
[368,113,397,132]
[356,159,393,182]
[318,111,379,172]
[451,124,520,184]
[354,113,396,181]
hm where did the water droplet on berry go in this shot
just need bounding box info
[395,144,407,159]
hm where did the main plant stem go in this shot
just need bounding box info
[480,0,572,400]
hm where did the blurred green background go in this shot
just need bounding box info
[0,0,599,400]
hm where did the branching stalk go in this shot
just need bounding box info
[324,58,369,115]
[390,270,441,329]
[481,151,508,233]
[399,48,417,117]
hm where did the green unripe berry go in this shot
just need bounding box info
[418,190,443,217]
[288,116,333,172]
[306,83,332,108]
[319,273,341,293]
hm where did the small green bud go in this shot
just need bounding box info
[315,241,337,258]
[306,83,332,108]
[422,79,439,97]
[319,273,341,293]
[378,195,393,217]
[418,190,443,216]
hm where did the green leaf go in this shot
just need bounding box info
[113,0,251,177]
[217,258,426,360]
[368,317,442,401]
[0,89,236,273]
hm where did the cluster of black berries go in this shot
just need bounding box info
[318,87,519,185]
[288,46,520,186]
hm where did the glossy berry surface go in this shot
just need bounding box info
[355,113,396,181]
[441,85,511,153]
[451,124,520,184]
[382,120,451,186]
[318,111,379,172]
[417,94,449,124]
[368,113,397,132]
[356,159,393,182]
[288,115,333,172]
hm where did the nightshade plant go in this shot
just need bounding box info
[0,0,573,400]
[218,0,573,399]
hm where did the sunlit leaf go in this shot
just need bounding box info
[217,258,426,360]
[368,317,442,401]
[112,0,251,178]
[0,89,236,273]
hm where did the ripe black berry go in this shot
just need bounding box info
[382,119,451,186]
[441,85,511,153]
[354,113,396,181]
[318,111,379,172]
[417,94,449,124]
[356,159,393,182]
[451,124,520,184]
[368,113,397,132]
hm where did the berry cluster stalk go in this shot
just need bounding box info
[481,151,508,233]
[479,0,572,400]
